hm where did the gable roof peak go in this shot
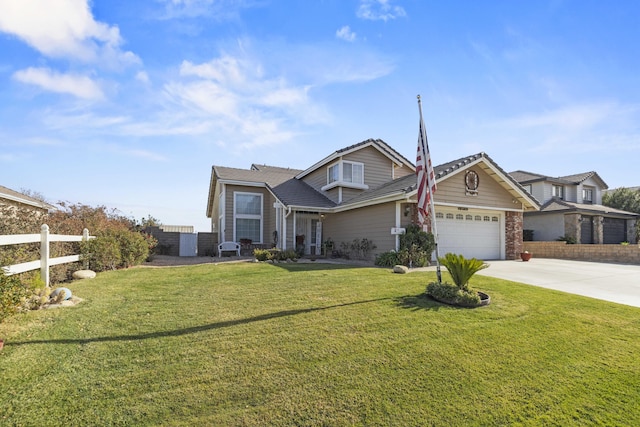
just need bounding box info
[296,138,415,179]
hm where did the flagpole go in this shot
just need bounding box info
[417,95,442,283]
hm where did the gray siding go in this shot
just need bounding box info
[435,167,515,209]
[323,202,396,259]
[303,167,328,194]
[342,146,395,189]
[524,213,565,241]
[224,184,276,244]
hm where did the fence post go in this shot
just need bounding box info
[82,228,89,269]
[40,224,50,287]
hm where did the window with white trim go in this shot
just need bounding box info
[323,160,367,190]
[552,185,564,199]
[234,192,263,243]
[582,187,593,203]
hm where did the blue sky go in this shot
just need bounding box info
[1,0,639,232]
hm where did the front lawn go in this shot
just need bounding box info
[1,262,638,426]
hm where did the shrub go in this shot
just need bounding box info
[114,230,151,268]
[438,253,488,291]
[253,248,272,261]
[254,248,298,262]
[523,229,534,241]
[337,238,378,260]
[82,235,122,271]
[0,271,28,323]
[375,251,401,267]
[426,281,481,307]
[375,225,435,268]
[557,235,577,244]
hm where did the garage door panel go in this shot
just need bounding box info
[436,210,501,260]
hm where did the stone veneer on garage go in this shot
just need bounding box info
[505,211,524,260]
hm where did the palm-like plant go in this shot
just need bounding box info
[438,253,488,291]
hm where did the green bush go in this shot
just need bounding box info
[254,248,298,262]
[81,229,152,272]
[115,230,150,267]
[426,281,481,307]
[253,248,272,261]
[82,235,122,272]
[375,225,435,268]
[374,251,401,267]
[557,235,577,244]
[0,271,28,323]
[438,253,488,291]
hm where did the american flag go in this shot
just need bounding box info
[416,111,436,226]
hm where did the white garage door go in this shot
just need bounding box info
[435,209,502,260]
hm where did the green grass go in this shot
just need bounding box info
[1,262,639,426]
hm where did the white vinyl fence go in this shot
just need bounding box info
[0,224,94,286]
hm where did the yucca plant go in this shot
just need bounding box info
[438,253,488,291]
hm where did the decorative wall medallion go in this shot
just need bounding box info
[465,170,479,195]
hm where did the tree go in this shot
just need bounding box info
[602,187,640,214]
[603,188,640,242]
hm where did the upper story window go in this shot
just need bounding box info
[582,187,594,204]
[552,185,564,199]
[323,160,368,191]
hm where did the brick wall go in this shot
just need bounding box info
[523,241,640,264]
[505,211,523,260]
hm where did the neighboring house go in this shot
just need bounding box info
[510,171,639,244]
[0,185,56,216]
[206,139,539,260]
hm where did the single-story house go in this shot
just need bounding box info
[206,139,539,260]
[510,170,639,243]
[0,185,56,216]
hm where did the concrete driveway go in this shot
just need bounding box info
[476,258,640,308]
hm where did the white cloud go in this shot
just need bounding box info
[159,0,254,20]
[357,0,406,21]
[163,52,324,147]
[0,0,139,68]
[336,25,356,42]
[12,67,104,100]
[135,71,151,84]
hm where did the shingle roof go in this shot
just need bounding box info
[340,152,540,209]
[340,174,415,207]
[269,179,336,209]
[213,165,300,187]
[510,170,608,189]
[534,199,638,217]
[509,170,547,183]
[296,138,415,179]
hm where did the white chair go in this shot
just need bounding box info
[218,241,241,258]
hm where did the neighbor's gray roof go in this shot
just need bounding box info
[531,199,639,218]
[510,170,608,189]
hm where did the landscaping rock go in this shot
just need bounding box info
[393,265,409,274]
[73,270,96,280]
[50,287,72,301]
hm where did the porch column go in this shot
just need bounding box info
[564,213,581,243]
[594,215,604,244]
